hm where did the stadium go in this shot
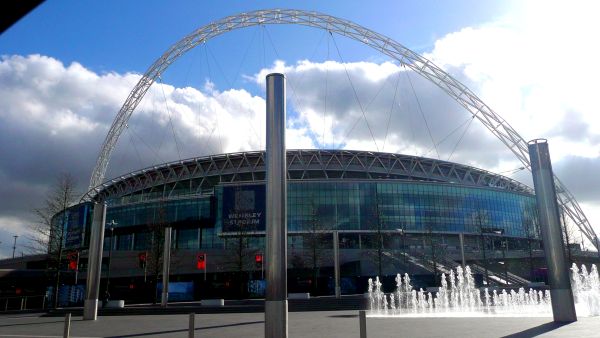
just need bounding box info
[51,148,547,302]
[3,10,596,309]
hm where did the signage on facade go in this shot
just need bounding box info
[222,184,266,232]
[64,203,90,249]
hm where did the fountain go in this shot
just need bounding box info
[367,263,600,317]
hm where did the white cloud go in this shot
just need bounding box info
[0,54,270,255]
[252,59,513,169]
[3,0,600,253]
[425,1,600,160]
[421,0,600,237]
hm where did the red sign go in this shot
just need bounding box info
[67,252,78,270]
[138,252,147,269]
[196,253,206,270]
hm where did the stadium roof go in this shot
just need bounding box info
[83,149,533,202]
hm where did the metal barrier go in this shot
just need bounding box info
[0,295,47,312]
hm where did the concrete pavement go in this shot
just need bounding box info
[2,311,600,337]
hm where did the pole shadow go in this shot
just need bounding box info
[0,319,78,328]
[105,320,264,338]
[502,321,570,338]
[329,314,358,318]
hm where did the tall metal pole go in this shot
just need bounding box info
[144,250,147,283]
[161,227,172,307]
[75,251,80,285]
[333,230,341,298]
[105,224,115,302]
[528,139,577,322]
[501,237,508,285]
[84,202,106,320]
[525,220,535,281]
[12,235,18,259]
[265,73,287,338]
[459,233,466,268]
[478,217,489,285]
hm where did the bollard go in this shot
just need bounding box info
[359,310,367,338]
[63,313,71,338]
[188,313,195,338]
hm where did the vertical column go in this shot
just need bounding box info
[265,73,288,338]
[459,233,466,269]
[528,139,577,322]
[333,231,341,298]
[83,202,106,320]
[161,227,172,307]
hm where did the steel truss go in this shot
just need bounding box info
[84,149,532,202]
[87,9,597,248]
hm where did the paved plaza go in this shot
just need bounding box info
[1,311,600,337]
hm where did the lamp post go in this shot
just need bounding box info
[12,235,18,259]
[492,229,508,285]
[476,212,490,286]
[105,220,117,303]
[396,228,406,266]
[333,230,340,298]
[458,233,466,268]
[501,239,508,284]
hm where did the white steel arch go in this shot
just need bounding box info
[88,9,598,248]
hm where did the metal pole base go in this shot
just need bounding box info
[265,300,288,338]
[83,299,98,321]
[550,289,577,322]
[335,287,341,298]
[359,310,367,338]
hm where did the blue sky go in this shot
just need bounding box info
[1,0,511,85]
[1,0,600,257]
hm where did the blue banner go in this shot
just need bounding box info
[221,184,266,232]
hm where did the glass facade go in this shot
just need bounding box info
[102,197,218,250]
[285,181,539,237]
[57,180,539,252]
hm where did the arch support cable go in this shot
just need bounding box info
[87,9,598,249]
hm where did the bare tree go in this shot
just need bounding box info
[146,203,168,304]
[561,208,579,264]
[223,212,260,298]
[474,209,491,286]
[364,196,389,278]
[522,213,537,281]
[423,222,441,283]
[28,173,79,308]
[303,200,329,295]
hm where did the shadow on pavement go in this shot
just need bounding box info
[329,314,358,318]
[0,319,74,328]
[502,322,570,338]
[105,320,264,338]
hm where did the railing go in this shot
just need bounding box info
[0,295,47,312]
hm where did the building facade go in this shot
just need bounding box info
[54,150,543,301]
